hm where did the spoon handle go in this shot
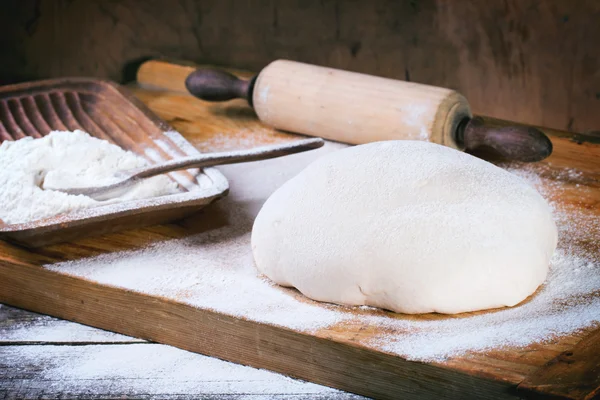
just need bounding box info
[132,138,324,180]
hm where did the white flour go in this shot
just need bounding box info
[402,103,434,141]
[195,129,291,153]
[44,141,600,362]
[0,130,179,224]
[1,314,138,343]
[0,305,354,397]
[2,343,347,397]
[48,143,350,332]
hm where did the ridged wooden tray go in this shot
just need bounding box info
[0,78,229,247]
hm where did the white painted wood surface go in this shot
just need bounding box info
[0,304,365,399]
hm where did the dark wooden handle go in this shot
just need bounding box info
[459,117,553,162]
[185,69,256,104]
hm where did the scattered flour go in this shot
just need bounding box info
[0,130,179,224]
[200,130,279,152]
[46,142,350,332]
[0,305,353,397]
[370,248,600,361]
[1,343,348,397]
[43,140,600,362]
[402,103,434,141]
[1,315,137,343]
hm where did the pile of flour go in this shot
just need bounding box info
[0,130,179,224]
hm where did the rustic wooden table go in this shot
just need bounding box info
[0,304,364,399]
[1,68,599,399]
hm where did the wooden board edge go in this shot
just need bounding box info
[517,328,600,400]
[0,260,519,400]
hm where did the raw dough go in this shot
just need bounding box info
[251,141,557,314]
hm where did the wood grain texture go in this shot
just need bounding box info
[157,59,554,162]
[0,263,517,400]
[0,306,361,400]
[0,78,228,246]
[0,82,598,399]
[517,330,600,400]
[250,59,471,149]
[138,59,255,93]
[135,60,600,169]
[0,304,143,345]
[1,0,600,134]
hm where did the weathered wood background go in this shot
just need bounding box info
[1,0,599,134]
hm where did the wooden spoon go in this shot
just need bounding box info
[43,138,324,201]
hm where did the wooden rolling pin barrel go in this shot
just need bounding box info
[185,60,553,162]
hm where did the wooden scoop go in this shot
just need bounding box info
[43,138,324,201]
[184,60,553,162]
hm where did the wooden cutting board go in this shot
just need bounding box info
[1,65,599,399]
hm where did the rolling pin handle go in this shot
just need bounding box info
[459,117,553,162]
[185,69,257,105]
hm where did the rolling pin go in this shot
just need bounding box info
[181,60,552,162]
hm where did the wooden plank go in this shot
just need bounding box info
[0,263,516,400]
[0,304,144,344]
[0,306,361,399]
[517,330,600,400]
[2,1,600,133]
[0,83,598,399]
[1,342,359,400]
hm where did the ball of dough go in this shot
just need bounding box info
[251,141,557,314]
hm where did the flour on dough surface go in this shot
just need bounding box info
[252,140,558,314]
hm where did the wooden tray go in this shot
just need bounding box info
[1,63,599,399]
[0,78,229,247]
